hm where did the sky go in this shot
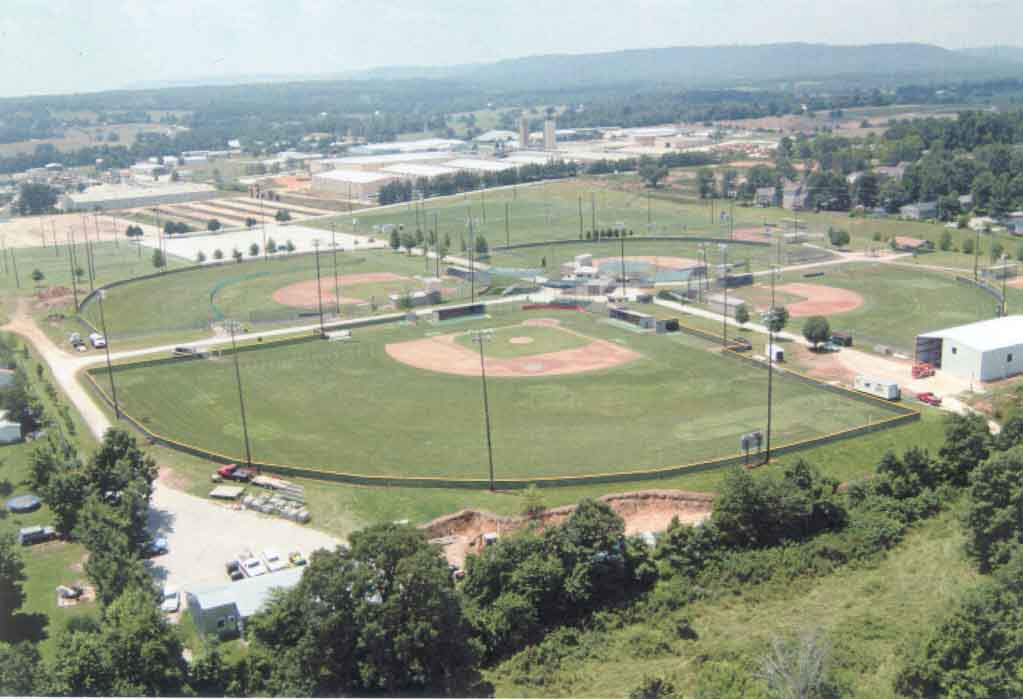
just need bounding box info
[1,0,1021,98]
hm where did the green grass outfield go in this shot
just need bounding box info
[105,307,904,482]
[80,249,471,341]
[727,262,998,352]
[452,324,590,359]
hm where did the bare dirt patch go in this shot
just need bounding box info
[780,282,864,316]
[386,324,641,378]
[272,272,409,307]
[732,227,772,243]
[523,317,561,328]
[422,490,714,568]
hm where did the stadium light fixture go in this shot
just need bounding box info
[471,329,496,491]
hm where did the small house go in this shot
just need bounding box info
[899,202,938,221]
[754,187,775,207]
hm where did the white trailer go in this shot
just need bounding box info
[854,375,901,400]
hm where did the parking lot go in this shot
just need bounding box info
[145,475,340,593]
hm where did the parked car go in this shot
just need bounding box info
[917,392,942,407]
[144,537,169,557]
[18,525,57,546]
[262,549,287,572]
[88,332,106,349]
[225,559,244,581]
[241,557,267,577]
[161,587,180,613]
[56,584,83,599]
[172,346,202,358]
[68,332,82,346]
[288,551,307,567]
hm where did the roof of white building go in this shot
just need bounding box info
[189,567,304,618]
[380,163,458,178]
[321,152,455,167]
[919,315,1023,352]
[358,138,464,153]
[65,182,217,205]
[312,169,395,184]
[443,158,516,172]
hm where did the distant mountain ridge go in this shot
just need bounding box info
[960,46,1023,64]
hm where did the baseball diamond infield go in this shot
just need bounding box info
[778,283,865,316]
[272,272,412,307]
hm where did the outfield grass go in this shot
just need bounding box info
[485,507,979,697]
[727,262,997,351]
[452,324,590,359]
[105,308,901,481]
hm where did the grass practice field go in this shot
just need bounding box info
[80,249,471,340]
[727,262,998,351]
[105,307,901,482]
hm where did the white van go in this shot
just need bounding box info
[89,332,107,349]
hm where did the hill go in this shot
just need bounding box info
[960,45,1023,64]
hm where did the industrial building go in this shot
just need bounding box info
[916,316,1023,382]
[186,567,303,637]
[519,115,530,149]
[310,169,397,202]
[380,163,458,179]
[313,151,454,173]
[443,158,516,173]
[543,119,557,150]
[60,182,219,212]
[348,138,464,155]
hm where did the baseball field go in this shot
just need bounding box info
[101,306,903,482]
[726,262,998,351]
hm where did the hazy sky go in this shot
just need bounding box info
[1,0,1020,98]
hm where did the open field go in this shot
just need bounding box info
[0,211,158,249]
[0,122,184,157]
[104,307,902,482]
[80,248,471,340]
[725,262,998,352]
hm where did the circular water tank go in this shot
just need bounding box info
[6,494,41,513]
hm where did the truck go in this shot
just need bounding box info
[854,375,901,401]
[216,463,257,482]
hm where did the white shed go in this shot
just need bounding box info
[0,411,21,443]
[916,316,1023,382]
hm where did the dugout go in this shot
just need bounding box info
[432,303,486,323]
[608,306,655,329]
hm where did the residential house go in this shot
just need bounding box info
[899,202,938,220]
[754,187,776,207]
[875,162,909,180]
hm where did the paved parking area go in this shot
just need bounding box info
[146,481,340,593]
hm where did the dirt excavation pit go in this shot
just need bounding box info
[385,322,641,378]
[272,272,410,308]
[779,282,864,316]
[422,491,715,569]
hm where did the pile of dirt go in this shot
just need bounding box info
[421,490,714,568]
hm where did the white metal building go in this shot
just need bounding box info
[916,316,1023,382]
[442,158,516,173]
[60,182,219,211]
[310,169,397,202]
[380,163,458,179]
[186,567,303,637]
[313,151,455,173]
[0,410,21,443]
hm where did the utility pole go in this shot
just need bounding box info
[313,239,325,335]
[435,212,441,278]
[719,244,729,347]
[471,329,496,491]
[766,266,778,464]
[51,221,59,258]
[228,321,253,469]
[505,202,510,246]
[974,226,981,281]
[647,192,651,229]
[468,215,476,304]
[1002,253,1009,316]
[590,192,596,234]
[9,246,19,289]
[331,226,341,317]
[66,232,79,307]
[96,290,119,419]
[729,197,734,241]
[578,195,584,237]
[619,234,627,300]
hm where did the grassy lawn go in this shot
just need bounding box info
[485,507,979,698]
[104,308,902,481]
[726,262,997,352]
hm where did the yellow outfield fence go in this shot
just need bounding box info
[83,317,920,489]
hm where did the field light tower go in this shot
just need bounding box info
[227,319,253,469]
[765,265,780,464]
[719,243,729,347]
[470,329,496,491]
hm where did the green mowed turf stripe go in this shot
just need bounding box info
[112,310,889,479]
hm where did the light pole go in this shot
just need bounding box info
[1001,253,1009,316]
[331,225,341,317]
[471,329,496,491]
[313,239,325,335]
[619,233,628,300]
[973,226,981,280]
[719,244,729,347]
[228,320,253,469]
[766,265,779,464]
[96,290,119,420]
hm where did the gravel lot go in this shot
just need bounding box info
[140,222,386,261]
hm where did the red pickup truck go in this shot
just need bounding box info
[917,392,942,407]
[217,463,257,482]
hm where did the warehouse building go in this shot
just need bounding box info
[186,567,303,638]
[60,182,219,211]
[310,169,397,203]
[443,158,516,173]
[916,316,1023,382]
[312,151,454,173]
[380,163,458,179]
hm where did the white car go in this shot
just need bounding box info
[262,549,287,573]
[161,587,180,613]
[88,333,107,349]
[241,557,267,577]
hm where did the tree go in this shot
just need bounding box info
[274,209,291,222]
[266,237,277,253]
[232,248,243,263]
[638,157,669,188]
[964,446,1023,572]
[990,240,1005,263]
[939,229,953,251]
[757,631,833,699]
[196,250,206,263]
[30,269,44,285]
[248,242,260,257]
[207,219,222,232]
[15,183,57,215]
[475,234,489,256]
[124,225,144,240]
[735,304,750,327]
[400,231,416,255]
[389,228,401,251]
[827,228,850,247]
[697,169,715,199]
[245,217,257,229]
[285,240,295,253]
[520,484,546,518]
[151,249,166,270]
[937,412,990,486]
[962,237,975,255]
[895,550,1023,698]
[629,676,680,699]
[801,316,831,350]
[163,221,176,236]
[212,248,224,260]
[765,306,789,333]
[0,642,41,694]
[0,534,26,628]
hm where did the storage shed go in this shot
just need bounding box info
[916,316,1023,382]
[186,567,304,638]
